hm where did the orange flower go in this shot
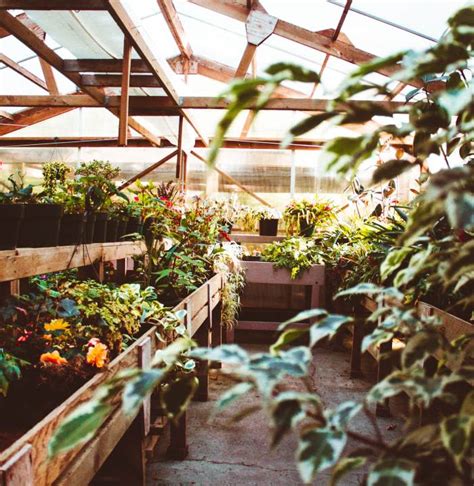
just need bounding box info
[44,319,69,332]
[86,342,108,369]
[43,334,52,341]
[40,350,67,365]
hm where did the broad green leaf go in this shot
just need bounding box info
[297,428,347,484]
[271,328,308,354]
[152,337,194,366]
[362,328,394,353]
[335,283,385,299]
[282,112,337,148]
[310,315,352,347]
[325,401,362,429]
[122,369,165,415]
[278,309,328,331]
[49,401,112,456]
[215,382,254,410]
[445,192,474,230]
[161,375,198,422]
[367,458,415,486]
[330,456,367,486]
[372,160,415,185]
[441,415,473,470]
[402,331,441,369]
[380,247,413,282]
[190,344,249,365]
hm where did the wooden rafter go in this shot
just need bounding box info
[64,59,150,73]
[0,11,162,146]
[0,13,44,38]
[118,150,178,190]
[168,54,306,99]
[39,58,59,94]
[191,149,271,206]
[0,53,48,91]
[81,74,160,88]
[0,0,106,9]
[0,95,410,113]
[107,0,208,147]
[118,37,132,146]
[187,0,438,90]
[0,106,76,136]
[157,0,193,59]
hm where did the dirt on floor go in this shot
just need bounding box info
[147,344,402,486]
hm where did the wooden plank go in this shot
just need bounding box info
[118,150,178,190]
[241,260,325,286]
[0,95,100,107]
[0,0,106,9]
[64,58,150,73]
[231,234,285,243]
[188,0,440,91]
[139,337,152,437]
[81,74,160,87]
[176,115,184,180]
[0,444,33,486]
[118,37,132,147]
[0,242,144,283]
[0,53,48,90]
[157,0,193,59]
[245,8,277,45]
[39,58,59,95]
[0,106,75,135]
[235,43,257,78]
[238,320,308,331]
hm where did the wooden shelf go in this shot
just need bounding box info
[0,242,145,283]
[230,233,285,244]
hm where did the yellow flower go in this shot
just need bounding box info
[44,319,70,332]
[86,342,108,369]
[40,350,67,365]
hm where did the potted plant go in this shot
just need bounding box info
[42,163,86,247]
[75,161,127,243]
[256,207,282,236]
[3,170,64,248]
[283,198,335,236]
[0,173,26,250]
[236,205,259,233]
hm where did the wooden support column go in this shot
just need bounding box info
[119,37,132,146]
[39,58,59,94]
[176,115,184,182]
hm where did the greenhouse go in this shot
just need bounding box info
[0,1,472,485]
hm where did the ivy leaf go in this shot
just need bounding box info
[49,401,112,457]
[310,315,352,347]
[441,415,473,470]
[215,382,254,410]
[297,428,347,484]
[160,375,198,422]
[380,247,413,282]
[122,369,164,415]
[335,283,385,299]
[330,456,367,486]
[362,328,394,353]
[190,345,249,365]
[402,331,441,369]
[367,458,416,486]
[271,328,308,354]
[325,401,362,429]
[372,160,415,185]
[278,309,328,331]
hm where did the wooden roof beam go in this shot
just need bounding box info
[0,11,162,147]
[168,54,307,99]
[81,74,161,88]
[157,0,193,59]
[0,0,106,9]
[187,0,438,90]
[0,53,48,91]
[107,0,209,147]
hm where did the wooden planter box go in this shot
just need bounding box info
[236,260,325,334]
[0,274,223,486]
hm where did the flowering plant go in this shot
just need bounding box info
[283,198,336,236]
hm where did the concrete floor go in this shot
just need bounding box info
[147,345,401,486]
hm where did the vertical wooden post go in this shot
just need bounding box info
[118,37,132,146]
[167,414,188,460]
[115,258,127,284]
[139,337,152,437]
[176,115,184,181]
[350,315,363,379]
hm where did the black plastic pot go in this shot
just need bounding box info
[59,213,86,246]
[93,212,109,243]
[299,218,315,237]
[106,218,119,242]
[126,216,143,239]
[19,204,63,248]
[242,255,261,262]
[84,213,96,244]
[117,216,129,241]
[259,218,279,236]
[0,204,24,250]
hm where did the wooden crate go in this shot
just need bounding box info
[0,274,223,486]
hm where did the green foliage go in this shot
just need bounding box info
[0,171,35,203]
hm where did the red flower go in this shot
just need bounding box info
[324,206,331,211]
[219,230,231,242]
[133,196,139,202]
